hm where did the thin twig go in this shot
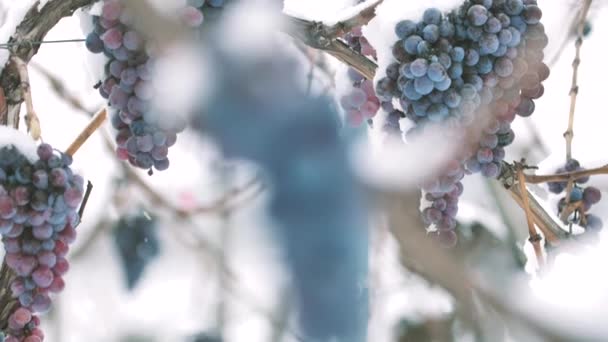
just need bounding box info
[293,41,336,91]
[559,200,586,226]
[11,56,40,139]
[560,176,576,224]
[284,0,383,41]
[78,181,94,219]
[122,158,263,217]
[65,108,107,156]
[498,162,569,244]
[515,162,544,269]
[563,0,592,161]
[521,120,549,159]
[506,188,562,246]
[547,2,584,67]
[524,164,608,184]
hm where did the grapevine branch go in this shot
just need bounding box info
[11,56,40,138]
[0,0,96,124]
[515,162,544,269]
[563,0,592,161]
[523,163,608,184]
[547,2,589,67]
[507,187,564,244]
[78,181,94,219]
[282,1,382,80]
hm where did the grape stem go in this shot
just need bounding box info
[547,2,590,67]
[563,0,592,161]
[515,162,544,270]
[78,181,94,220]
[284,0,384,42]
[560,0,593,221]
[522,163,608,184]
[64,108,107,157]
[506,186,564,245]
[564,0,592,160]
[11,56,41,139]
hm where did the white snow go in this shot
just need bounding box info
[3,0,608,341]
[0,126,39,162]
[151,42,208,124]
[283,0,355,22]
[353,128,458,192]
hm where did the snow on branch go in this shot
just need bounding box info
[282,1,383,80]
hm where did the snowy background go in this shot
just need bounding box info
[0,0,608,341]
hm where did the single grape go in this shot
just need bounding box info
[395,20,417,39]
[583,187,602,205]
[467,5,489,26]
[101,28,123,50]
[85,33,104,53]
[423,8,442,25]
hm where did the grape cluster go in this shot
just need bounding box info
[85,0,194,172]
[339,27,385,126]
[547,159,603,236]
[376,1,548,245]
[0,143,83,342]
[421,165,465,248]
[112,213,160,290]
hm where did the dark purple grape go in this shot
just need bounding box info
[154,158,170,171]
[85,33,104,53]
[583,187,601,205]
[101,28,123,50]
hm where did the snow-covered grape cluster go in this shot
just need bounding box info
[547,159,603,237]
[375,0,548,245]
[85,0,206,173]
[0,143,83,342]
